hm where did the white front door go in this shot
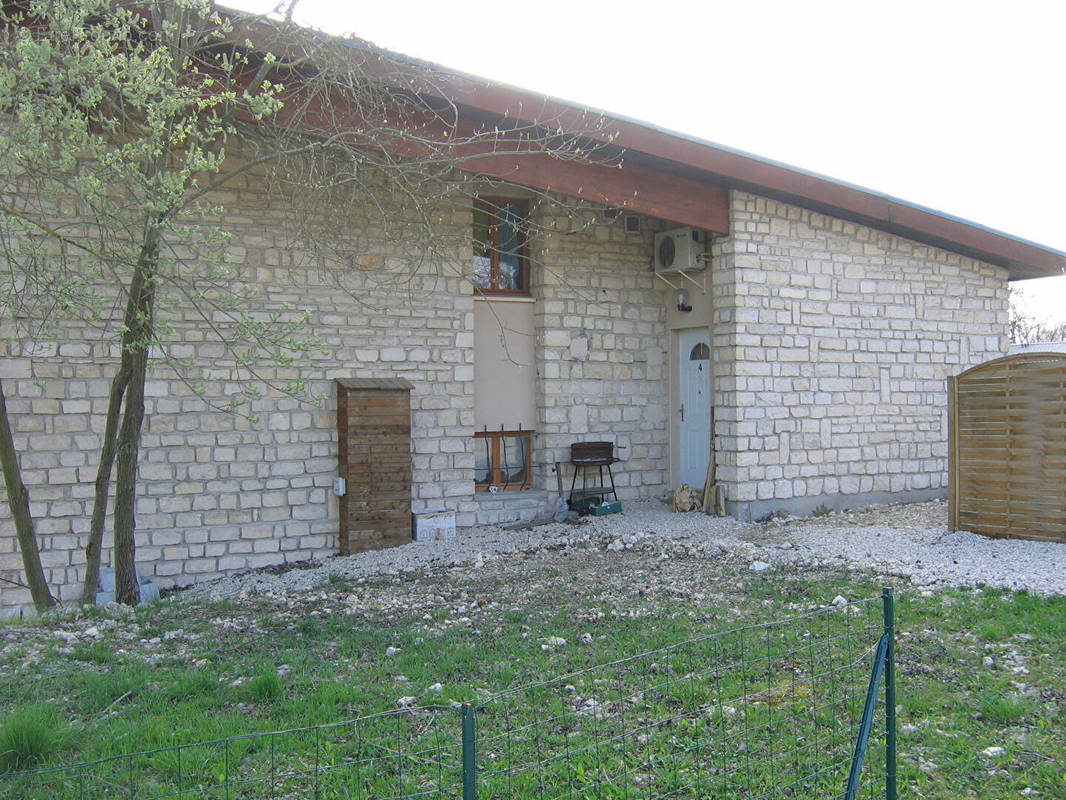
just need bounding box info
[679,328,712,487]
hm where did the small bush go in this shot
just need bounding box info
[0,706,60,773]
[812,504,832,517]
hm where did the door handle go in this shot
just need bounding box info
[680,403,685,421]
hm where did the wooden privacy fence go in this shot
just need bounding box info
[949,353,1066,542]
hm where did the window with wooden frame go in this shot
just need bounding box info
[472,198,530,295]
[475,430,533,491]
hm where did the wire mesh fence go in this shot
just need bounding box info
[474,592,892,800]
[2,707,465,800]
[3,592,895,800]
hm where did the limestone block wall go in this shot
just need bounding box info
[712,191,1010,520]
[2,169,1015,611]
[0,162,479,612]
[532,211,669,499]
[0,178,675,612]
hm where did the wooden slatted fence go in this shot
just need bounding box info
[949,353,1066,542]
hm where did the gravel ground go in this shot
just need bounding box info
[184,498,1066,600]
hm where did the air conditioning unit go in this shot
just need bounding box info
[653,227,706,273]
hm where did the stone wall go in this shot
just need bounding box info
[0,174,1015,612]
[710,191,1009,520]
[532,210,670,501]
[0,178,673,611]
[0,160,479,611]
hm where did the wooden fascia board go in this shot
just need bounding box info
[410,75,1066,279]
[585,129,1066,280]
[226,17,1063,275]
[704,163,1066,280]
[878,202,1066,280]
[459,152,729,233]
[224,20,729,229]
[249,74,731,233]
[720,176,1065,280]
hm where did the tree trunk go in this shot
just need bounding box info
[80,312,138,602]
[110,228,160,606]
[113,346,147,606]
[82,204,163,603]
[0,378,56,612]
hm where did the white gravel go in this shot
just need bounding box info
[184,499,1066,600]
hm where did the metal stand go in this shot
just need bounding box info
[567,441,620,508]
[569,459,619,505]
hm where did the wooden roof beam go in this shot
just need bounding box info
[257,76,730,233]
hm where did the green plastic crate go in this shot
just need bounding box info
[590,500,622,515]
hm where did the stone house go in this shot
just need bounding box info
[2,27,1064,611]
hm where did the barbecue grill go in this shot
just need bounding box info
[568,441,620,508]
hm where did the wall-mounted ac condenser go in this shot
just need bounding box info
[653,227,706,273]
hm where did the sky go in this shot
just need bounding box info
[228,0,1066,326]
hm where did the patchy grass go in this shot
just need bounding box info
[0,705,62,773]
[0,549,1063,799]
[244,666,282,703]
[889,585,1066,797]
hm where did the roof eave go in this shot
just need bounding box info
[386,57,1066,280]
[225,9,1066,281]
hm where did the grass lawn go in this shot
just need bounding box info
[1,548,1064,798]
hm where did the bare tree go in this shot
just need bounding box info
[1009,286,1066,346]
[0,0,616,609]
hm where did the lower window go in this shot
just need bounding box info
[475,430,532,491]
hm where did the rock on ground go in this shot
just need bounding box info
[179,499,1066,602]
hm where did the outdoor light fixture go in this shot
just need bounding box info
[676,289,692,312]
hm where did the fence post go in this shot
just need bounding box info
[948,375,959,531]
[462,703,477,800]
[883,588,897,800]
[844,634,888,800]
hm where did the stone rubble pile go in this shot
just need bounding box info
[185,499,1066,600]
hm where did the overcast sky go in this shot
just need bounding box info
[229,0,1066,325]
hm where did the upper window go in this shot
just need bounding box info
[473,198,529,295]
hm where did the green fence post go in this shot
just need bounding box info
[462,703,477,800]
[844,634,888,800]
[883,587,897,800]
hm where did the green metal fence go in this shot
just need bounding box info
[2,590,896,799]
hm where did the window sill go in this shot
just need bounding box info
[475,485,533,494]
[474,488,547,503]
[474,294,535,303]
